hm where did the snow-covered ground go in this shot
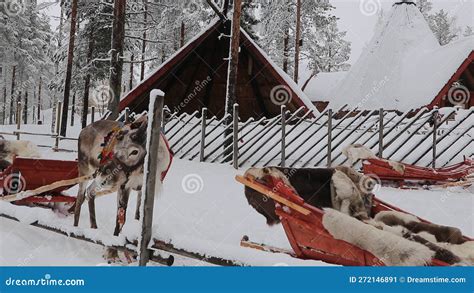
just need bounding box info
[0,117,472,266]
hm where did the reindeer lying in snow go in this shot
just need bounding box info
[243,166,374,225]
[74,115,172,258]
[243,165,473,265]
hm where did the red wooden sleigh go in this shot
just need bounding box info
[0,157,78,204]
[362,157,474,183]
[236,175,472,266]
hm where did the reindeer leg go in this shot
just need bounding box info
[113,186,130,236]
[88,197,98,229]
[135,190,142,220]
[107,186,130,263]
[73,181,87,227]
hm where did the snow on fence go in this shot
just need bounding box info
[164,106,474,169]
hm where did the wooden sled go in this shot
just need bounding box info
[0,157,79,205]
[236,175,472,266]
[362,157,474,184]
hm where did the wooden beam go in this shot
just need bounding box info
[152,239,241,266]
[235,175,311,215]
[206,0,227,21]
[138,90,164,266]
[0,213,173,266]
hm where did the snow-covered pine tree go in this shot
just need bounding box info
[299,1,350,89]
[428,9,460,45]
[463,26,473,37]
[0,0,54,124]
[416,0,432,18]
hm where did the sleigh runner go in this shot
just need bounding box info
[362,157,474,184]
[236,174,472,266]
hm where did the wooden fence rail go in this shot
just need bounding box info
[163,106,473,169]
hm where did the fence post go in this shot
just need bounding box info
[378,108,384,158]
[54,102,62,151]
[326,109,333,167]
[16,102,21,140]
[91,106,95,124]
[138,89,165,266]
[125,107,130,123]
[432,108,438,168]
[280,105,286,167]
[233,104,239,169]
[199,108,207,162]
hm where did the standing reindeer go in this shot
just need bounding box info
[73,116,172,238]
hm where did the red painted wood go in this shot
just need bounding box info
[362,158,474,181]
[0,157,78,194]
[240,176,468,266]
[429,51,474,108]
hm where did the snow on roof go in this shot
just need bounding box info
[302,72,348,102]
[329,1,473,111]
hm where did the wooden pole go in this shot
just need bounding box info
[2,86,6,124]
[235,175,311,215]
[224,0,242,161]
[60,0,78,136]
[91,106,95,123]
[140,0,147,81]
[9,65,16,124]
[232,103,239,169]
[293,0,301,82]
[180,21,185,47]
[199,108,207,162]
[37,77,42,123]
[378,108,384,158]
[70,92,76,127]
[432,109,438,168]
[108,0,127,119]
[327,109,333,167]
[129,53,134,90]
[82,24,94,129]
[23,91,27,124]
[281,105,286,167]
[16,101,21,140]
[54,101,62,151]
[138,90,164,266]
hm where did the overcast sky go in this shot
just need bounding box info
[38,0,473,64]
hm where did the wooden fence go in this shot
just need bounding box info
[164,105,473,169]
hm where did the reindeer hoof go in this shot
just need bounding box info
[104,248,119,263]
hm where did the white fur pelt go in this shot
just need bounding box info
[342,144,376,165]
[342,144,405,174]
[322,208,435,266]
[0,140,41,162]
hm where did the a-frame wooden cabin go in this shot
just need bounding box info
[119,19,315,120]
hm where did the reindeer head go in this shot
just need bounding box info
[113,117,148,168]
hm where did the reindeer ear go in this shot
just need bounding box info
[131,121,148,143]
[130,115,148,130]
